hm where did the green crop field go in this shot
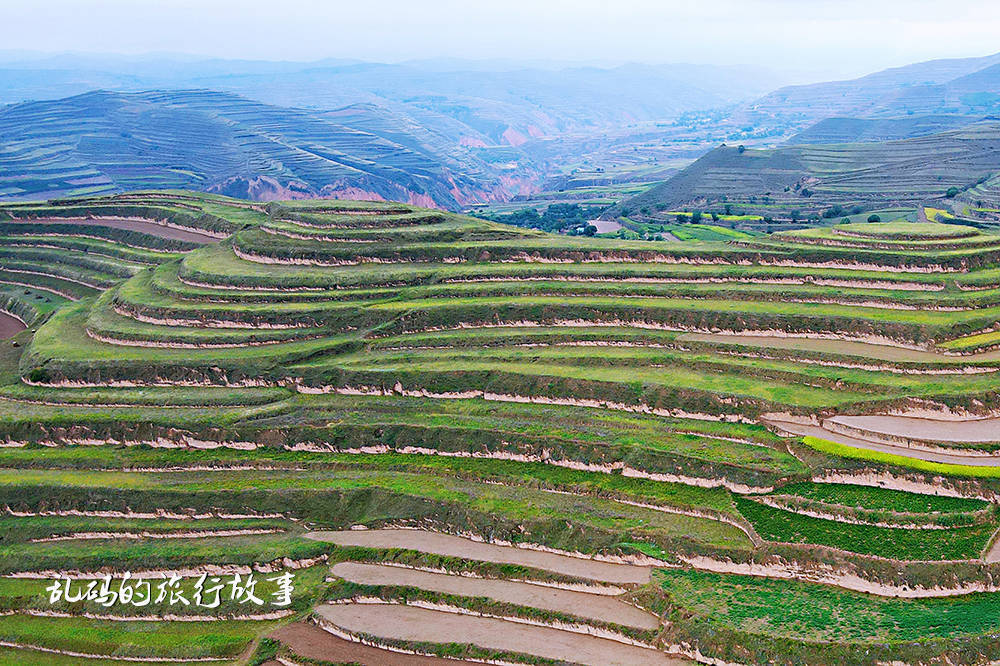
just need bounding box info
[1,190,1000,664]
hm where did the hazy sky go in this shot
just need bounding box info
[4,0,1000,78]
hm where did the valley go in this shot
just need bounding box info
[4,18,1000,664]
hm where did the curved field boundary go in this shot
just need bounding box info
[314,603,690,666]
[0,239,164,265]
[748,496,966,530]
[370,321,933,354]
[13,217,226,243]
[270,621,477,665]
[328,597,653,648]
[306,530,654,584]
[675,553,1000,598]
[31,527,284,542]
[444,275,946,291]
[0,639,226,662]
[834,226,979,241]
[3,233,184,256]
[85,328,312,349]
[767,420,1000,466]
[329,561,660,630]
[0,310,26,339]
[0,266,105,290]
[300,383,751,424]
[318,530,1000,600]
[6,555,327,580]
[0,278,79,301]
[827,414,1000,446]
[24,608,293,622]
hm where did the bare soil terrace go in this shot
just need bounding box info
[13,217,221,244]
[0,312,24,340]
[330,561,660,629]
[308,530,653,584]
[829,414,1000,444]
[315,603,689,666]
[270,621,475,665]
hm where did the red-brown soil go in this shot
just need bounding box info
[270,621,476,665]
[0,312,25,339]
[307,530,652,584]
[330,561,659,629]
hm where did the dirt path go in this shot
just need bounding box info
[316,603,689,666]
[330,562,659,629]
[828,414,1000,444]
[307,530,652,584]
[679,332,1000,363]
[984,530,1000,563]
[20,217,220,244]
[0,312,25,340]
[770,420,1000,466]
[270,621,474,665]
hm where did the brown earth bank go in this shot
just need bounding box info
[11,217,221,243]
[315,603,690,666]
[679,332,1000,362]
[769,420,1000,466]
[0,312,25,340]
[828,414,1000,444]
[307,530,653,584]
[270,621,475,665]
[330,561,660,629]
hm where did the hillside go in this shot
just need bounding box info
[0,55,788,142]
[620,120,1000,214]
[0,89,537,208]
[785,115,981,145]
[2,192,1000,662]
[748,51,1000,127]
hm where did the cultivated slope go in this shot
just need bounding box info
[0,90,534,208]
[622,120,1000,213]
[3,192,1000,664]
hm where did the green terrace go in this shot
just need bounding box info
[5,192,1000,663]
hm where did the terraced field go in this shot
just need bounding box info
[621,120,1000,219]
[3,193,1000,664]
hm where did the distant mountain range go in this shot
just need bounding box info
[0,55,787,145]
[614,52,1000,215]
[747,52,1000,128]
[4,51,1000,209]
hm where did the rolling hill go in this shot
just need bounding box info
[619,120,1000,214]
[0,89,538,208]
[0,54,788,147]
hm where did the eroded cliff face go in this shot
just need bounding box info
[209,172,543,211]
